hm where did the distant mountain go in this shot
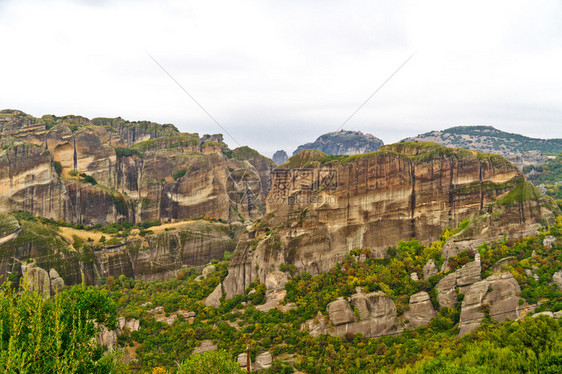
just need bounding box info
[404,125,562,155]
[272,150,288,165]
[293,130,384,156]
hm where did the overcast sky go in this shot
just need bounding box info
[1,0,561,157]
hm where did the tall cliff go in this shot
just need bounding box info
[0,110,274,225]
[213,142,558,300]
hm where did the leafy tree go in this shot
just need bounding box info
[177,350,244,374]
[0,280,122,373]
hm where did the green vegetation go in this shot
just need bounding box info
[131,135,199,154]
[497,182,542,205]
[0,281,123,373]
[525,153,562,209]
[413,126,562,154]
[172,169,187,180]
[90,217,560,373]
[177,350,244,374]
[53,160,63,175]
[115,147,141,158]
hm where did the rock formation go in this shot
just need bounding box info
[0,216,237,286]
[0,110,273,225]
[404,125,562,157]
[436,255,481,310]
[293,130,384,156]
[272,150,288,165]
[458,272,521,336]
[215,142,556,300]
[405,291,437,329]
[302,291,402,338]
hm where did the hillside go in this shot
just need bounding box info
[404,125,562,156]
[4,212,559,372]
[292,129,384,156]
[1,110,561,373]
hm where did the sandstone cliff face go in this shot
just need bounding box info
[0,110,272,225]
[0,214,236,286]
[216,143,544,299]
[442,182,559,258]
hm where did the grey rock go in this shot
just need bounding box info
[553,271,562,290]
[459,272,521,336]
[272,150,288,165]
[49,268,65,295]
[436,257,482,310]
[328,298,355,326]
[193,340,217,354]
[543,235,556,249]
[436,273,458,310]
[202,264,216,278]
[410,272,419,281]
[423,259,438,279]
[406,291,437,329]
[301,312,330,337]
[97,324,117,349]
[254,352,273,371]
[238,352,249,367]
[205,284,223,307]
[125,319,140,332]
[532,311,554,318]
[21,261,51,297]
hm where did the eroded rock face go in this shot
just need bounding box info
[405,291,437,329]
[303,291,401,339]
[254,352,273,371]
[442,183,557,259]
[256,271,290,312]
[436,256,481,310]
[458,272,521,336]
[0,110,274,225]
[216,143,554,300]
[423,259,438,279]
[21,261,51,297]
[328,298,355,326]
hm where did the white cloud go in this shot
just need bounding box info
[0,0,560,157]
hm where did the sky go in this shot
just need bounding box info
[1,0,561,157]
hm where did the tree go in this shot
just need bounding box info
[0,280,123,373]
[177,350,244,374]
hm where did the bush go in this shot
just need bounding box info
[172,169,187,180]
[53,161,62,175]
[177,350,244,374]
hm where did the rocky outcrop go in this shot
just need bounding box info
[553,271,562,290]
[0,110,273,225]
[215,142,557,301]
[436,255,481,310]
[328,298,355,326]
[423,259,438,279]
[458,272,521,336]
[0,215,236,287]
[21,260,52,297]
[256,271,289,312]
[294,130,384,156]
[272,150,288,165]
[405,292,437,329]
[98,317,140,349]
[404,125,562,157]
[442,182,558,258]
[302,291,401,338]
[254,352,273,371]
